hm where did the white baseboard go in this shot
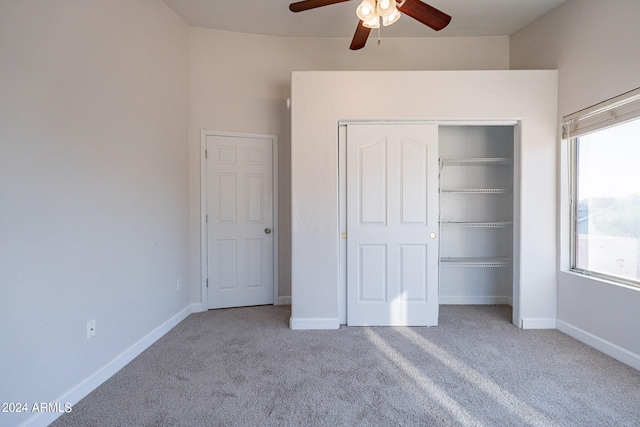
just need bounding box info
[278,296,292,305]
[191,302,204,313]
[26,304,193,427]
[521,317,557,329]
[557,320,640,371]
[439,296,513,305]
[289,317,340,330]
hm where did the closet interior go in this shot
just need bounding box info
[438,125,516,305]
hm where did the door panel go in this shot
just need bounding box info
[218,240,237,290]
[218,174,236,222]
[246,175,264,223]
[401,139,428,225]
[359,244,387,301]
[359,139,387,225]
[206,135,273,309]
[347,124,439,326]
[399,244,428,301]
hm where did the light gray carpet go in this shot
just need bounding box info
[52,305,640,426]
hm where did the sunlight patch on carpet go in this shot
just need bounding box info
[366,328,483,427]
[397,328,558,427]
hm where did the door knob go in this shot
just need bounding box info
[430,232,437,239]
[265,228,272,234]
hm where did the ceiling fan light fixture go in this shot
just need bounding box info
[382,8,401,26]
[288,0,451,50]
[376,0,396,17]
[362,16,381,28]
[356,0,377,21]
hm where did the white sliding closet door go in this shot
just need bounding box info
[346,124,439,326]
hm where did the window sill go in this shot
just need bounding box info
[559,269,640,292]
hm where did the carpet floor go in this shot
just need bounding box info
[52,305,640,426]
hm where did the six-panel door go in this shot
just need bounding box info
[206,135,274,309]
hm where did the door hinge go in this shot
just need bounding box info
[206,214,208,223]
[206,278,209,288]
[205,150,208,159]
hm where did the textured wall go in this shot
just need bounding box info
[511,0,640,368]
[290,71,558,329]
[0,1,190,426]
[188,28,510,304]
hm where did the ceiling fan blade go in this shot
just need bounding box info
[289,0,350,13]
[350,20,371,50]
[397,0,451,31]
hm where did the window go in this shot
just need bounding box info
[564,88,640,287]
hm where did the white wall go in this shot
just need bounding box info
[290,71,558,330]
[188,28,510,305]
[511,0,640,369]
[0,2,190,426]
[189,30,292,307]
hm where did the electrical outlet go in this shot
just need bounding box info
[177,279,182,291]
[87,319,96,340]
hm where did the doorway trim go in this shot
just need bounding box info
[200,130,279,310]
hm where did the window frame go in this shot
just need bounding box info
[564,87,640,288]
[568,135,640,288]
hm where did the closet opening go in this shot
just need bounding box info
[438,125,519,320]
[338,122,521,327]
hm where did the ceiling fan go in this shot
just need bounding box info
[289,0,451,50]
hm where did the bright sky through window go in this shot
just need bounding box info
[574,117,640,285]
[578,120,640,200]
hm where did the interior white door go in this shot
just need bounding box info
[205,134,274,309]
[347,124,439,326]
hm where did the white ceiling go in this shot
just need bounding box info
[162,0,567,38]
